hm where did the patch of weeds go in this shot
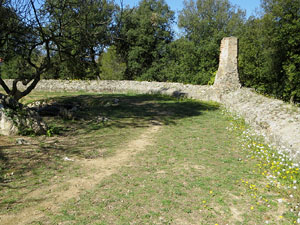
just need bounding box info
[2,108,32,135]
[0,150,7,182]
[18,127,35,136]
[46,125,63,137]
[223,108,300,224]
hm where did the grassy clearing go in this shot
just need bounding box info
[0,92,178,213]
[0,91,299,224]
[0,92,217,218]
[45,103,299,225]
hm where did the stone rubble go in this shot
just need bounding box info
[0,95,48,135]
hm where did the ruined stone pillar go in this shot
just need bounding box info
[213,37,241,91]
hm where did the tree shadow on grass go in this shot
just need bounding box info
[42,93,219,135]
[0,93,219,203]
[0,147,8,183]
[0,142,56,187]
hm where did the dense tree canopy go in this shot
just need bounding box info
[114,0,175,80]
[168,0,245,84]
[42,0,115,79]
[0,0,115,100]
[239,0,300,102]
[0,0,299,103]
[100,45,126,80]
[179,0,245,42]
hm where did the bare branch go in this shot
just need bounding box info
[19,73,40,99]
[0,77,11,95]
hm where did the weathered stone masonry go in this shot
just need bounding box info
[214,37,241,91]
[2,37,300,162]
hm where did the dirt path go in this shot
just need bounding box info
[0,124,161,225]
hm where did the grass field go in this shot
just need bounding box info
[0,91,299,224]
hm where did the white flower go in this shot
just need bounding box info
[290,195,293,198]
[293,186,297,190]
[293,180,297,184]
[278,199,283,203]
[297,218,300,224]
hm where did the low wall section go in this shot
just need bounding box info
[3,79,300,162]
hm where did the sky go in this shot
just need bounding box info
[119,0,262,18]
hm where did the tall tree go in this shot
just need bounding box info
[179,0,245,43]
[239,0,300,102]
[0,0,115,101]
[177,0,245,84]
[0,0,53,101]
[238,16,278,94]
[114,0,175,80]
[154,37,205,84]
[263,0,300,102]
[100,45,126,80]
[43,0,115,79]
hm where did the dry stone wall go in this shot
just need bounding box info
[3,79,300,162]
[221,89,300,161]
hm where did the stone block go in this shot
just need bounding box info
[0,105,18,135]
[214,37,241,91]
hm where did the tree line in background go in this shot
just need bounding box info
[0,0,299,103]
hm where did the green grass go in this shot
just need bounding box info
[1,91,299,224]
[0,92,218,215]
[46,96,299,224]
[47,108,293,225]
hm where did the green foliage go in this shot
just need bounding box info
[131,0,245,85]
[207,71,217,85]
[273,0,300,103]
[238,18,274,93]
[239,0,300,103]
[174,0,245,85]
[43,0,115,80]
[1,0,299,103]
[0,2,41,83]
[100,46,126,80]
[1,0,116,94]
[179,0,246,42]
[160,38,199,83]
[46,125,61,137]
[0,4,31,61]
[0,56,36,79]
[148,38,213,84]
[114,0,175,80]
